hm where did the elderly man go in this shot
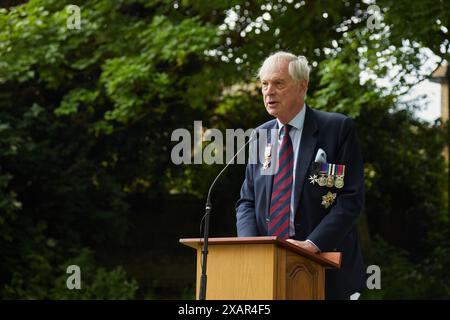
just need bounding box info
[236,51,365,300]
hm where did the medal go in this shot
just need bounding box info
[263,143,272,170]
[326,176,334,187]
[316,163,327,186]
[309,174,318,185]
[264,144,271,158]
[334,165,345,188]
[318,174,327,186]
[326,164,334,188]
[321,191,337,208]
[335,176,344,188]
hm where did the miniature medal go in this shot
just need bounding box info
[326,164,334,188]
[318,174,327,186]
[335,176,344,188]
[317,163,328,186]
[334,165,345,189]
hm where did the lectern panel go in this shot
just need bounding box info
[196,244,276,300]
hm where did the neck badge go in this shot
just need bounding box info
[263,143,272,170]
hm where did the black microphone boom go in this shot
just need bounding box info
[198,130,256,300]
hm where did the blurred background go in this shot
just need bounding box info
[0,0,448,299]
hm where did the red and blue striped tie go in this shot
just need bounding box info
[269,124,293,239]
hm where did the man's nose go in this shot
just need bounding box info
[266,83,275,95]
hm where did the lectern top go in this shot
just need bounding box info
[180,236,341,268]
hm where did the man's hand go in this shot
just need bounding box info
[286,239,319,253]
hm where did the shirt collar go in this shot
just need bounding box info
[276,103,306,134]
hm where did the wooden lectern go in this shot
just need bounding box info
[180,236,341,300]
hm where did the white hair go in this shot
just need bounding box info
[258,51,310,84]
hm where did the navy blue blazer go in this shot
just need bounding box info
[236,105,365,299]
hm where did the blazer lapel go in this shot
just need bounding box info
[293,105,318,213]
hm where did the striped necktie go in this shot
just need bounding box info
[268,124,293,239]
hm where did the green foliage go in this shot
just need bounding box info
[0,157,22,245]
[362,237,450,299]
[0,0,226,300]
[3,248,138,299]
[379,0,450,63]
[309,57,380,118]
[55,88,98,116]
[358,105,447,255]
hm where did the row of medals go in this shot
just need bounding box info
[310,163,345,189]
[314,174,344,189]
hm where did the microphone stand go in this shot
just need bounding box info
[198,131,256,300]
[199,199,211,300]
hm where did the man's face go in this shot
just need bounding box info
[260,60,306,123]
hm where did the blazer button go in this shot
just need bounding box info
[266,218,270,222]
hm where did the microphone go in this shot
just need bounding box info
[198,129,257,300]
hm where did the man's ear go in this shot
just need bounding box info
[299,79,308,94]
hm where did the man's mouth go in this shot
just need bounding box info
[267,101,278,106]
